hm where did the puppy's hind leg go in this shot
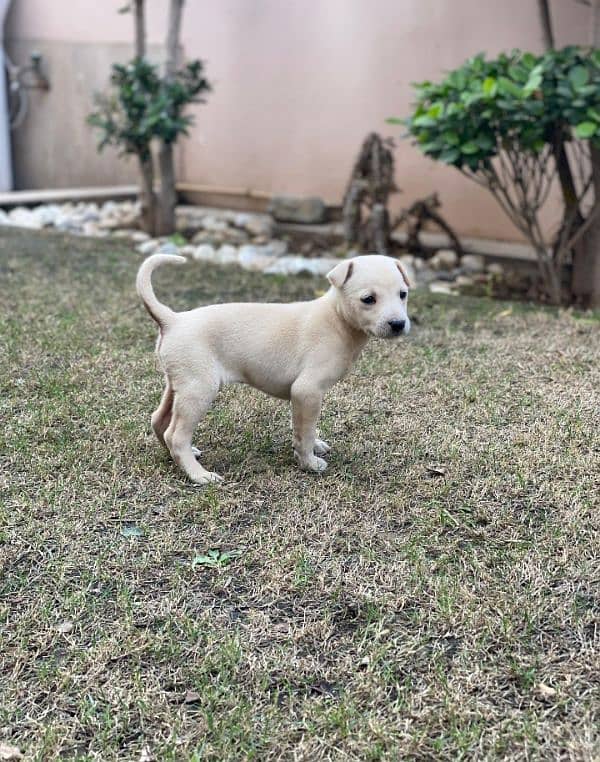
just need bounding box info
[164,378,222,484]
[151,378,173,450]
[152,378,201,457]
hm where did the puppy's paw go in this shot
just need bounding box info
[191,470,223,485]
[314,438,331,455]
[295,452,328,473]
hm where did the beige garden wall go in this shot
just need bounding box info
[5,0,590,240]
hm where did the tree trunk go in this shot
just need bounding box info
[138,154,157,235]
[132,0,154,233]
[134,0,146,58]
[156,0,184,235]
[586,146,600,308]
[571,0,600,307]
[573,147,600,307]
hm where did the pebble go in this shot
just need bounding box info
[192,244,217,262]
[260,239,288,258]
[430,248,458,270]
[137,240,159,256]
[156,241,180,256]
[429,281,457,295]
[455,274,475,287]
[460,254,486,274]
[487,262,504,277]
[215,244,239,264]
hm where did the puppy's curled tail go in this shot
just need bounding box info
[136,253,186,328]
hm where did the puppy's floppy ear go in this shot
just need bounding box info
[396,261,412,288]
[327,260,354,288]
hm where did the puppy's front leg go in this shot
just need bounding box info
[291,383,327,472]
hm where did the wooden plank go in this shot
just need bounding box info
[0,186,139,208]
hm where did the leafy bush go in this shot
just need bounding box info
[88,57,211,160]
[400,46,600,169]
[393,46,600,304]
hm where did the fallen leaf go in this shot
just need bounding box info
[120,525,143,539]
[139,745,152,762]
[496,307,513,319]
[56,620,74,634]
[536,683,557,699]
[426,464,446,477]
[183,690,201,704]
[0,743,22,761]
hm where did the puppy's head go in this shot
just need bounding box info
[327,254,411,338]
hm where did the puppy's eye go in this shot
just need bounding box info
[400,291,407,300]
[361,294,376,305]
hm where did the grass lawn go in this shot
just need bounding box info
[1,226,599,761]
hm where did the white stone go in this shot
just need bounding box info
[220,226,248,244]
[0,210,9,224]
[80,209,100,223]
[429,281,457,295]
[430,249,458,271]
[233,213,252,229]
[215,244,239,264]
[263,255,338,276]
[8,206,42,228]
[192,244,217,262]
[260,239,288,258]
[137,239,159,256]
[156,241,180,256]
[201,216,229,233]
[487,262,504,276]
[82,222,101,236]
[455,274,475,287]
[244,215,274,238]
[180,244,196,257]
[101,201,119,216]
[302,257,341,276]
[130,231,150,243]
[30,204,61,227]
[238,248,273,271]
[460,254,486,274]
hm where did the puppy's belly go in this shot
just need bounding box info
[223,360,295,400]
[229,367,292,400]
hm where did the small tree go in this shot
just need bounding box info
[396,46,600,305]
[88,0,210,235]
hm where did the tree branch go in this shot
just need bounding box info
[537,0,554,50]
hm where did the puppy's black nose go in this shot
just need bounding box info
[389,319,406,334]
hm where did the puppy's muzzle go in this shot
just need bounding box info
[388,319,407,336]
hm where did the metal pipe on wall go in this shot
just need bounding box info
[0,0,13,191]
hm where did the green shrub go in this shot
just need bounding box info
[399,46,600,169]
[392,46,600,304]
[88,57,211,160]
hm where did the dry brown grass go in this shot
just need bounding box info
[1,226,599,760]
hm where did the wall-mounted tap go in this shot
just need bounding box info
[5,49,50,129]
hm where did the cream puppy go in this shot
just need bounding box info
[136,253,411,484]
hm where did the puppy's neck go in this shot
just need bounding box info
[321,288,369,350]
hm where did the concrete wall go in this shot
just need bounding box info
[4,0,590,240]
